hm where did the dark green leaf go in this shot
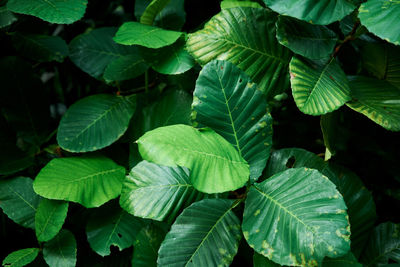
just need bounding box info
[186,7,292,97]
[140,0,171,25]
[103,54,148,81]
[0,6,17,28]
[33,156,125,208]
[132,224,166,267]
[35,199,69,242]
[323,252,362,267]
[158,199,242,266]
[2,248,39,267]
[43,230,77,267]
[57,94,136,152]
[192,60,272,181]
[253,252,281,267]
[0,177,40,229]
[137,124,250,193]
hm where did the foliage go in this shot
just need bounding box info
[1,0,400,267]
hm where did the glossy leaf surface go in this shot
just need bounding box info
[2,248,39,267]
[35,199,69,242]
[43,230,77,267]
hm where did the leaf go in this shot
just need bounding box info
[103,54,148,81]
[0,177,40,229]
[290,57,351,115]
[158,199,242,266]
[242,168,350,266]
[140,0,171,25]
[358,0,400,45]
[323,252,362,267]
[57,94,136,152]
[0,6,17,28]
[120,160,205,222]
[33,156,125,208]
[43,230,77,267]
[137,124,249,193]
[69,27,147,79]
[12,33,68,63]
[276,16,338,60]
[2,248,39,267]
[35,199,69,242]
[141,37,195,75]
[86,204,144,256]
[7,0,87,24]
[186,7,292,97]
[192,60,272,181]
[346,76,400,131]
[253,252,281,267]
[262,0,356,25]
[221,0,263,9]
[114,22,182,49]
[132,224,166,267]
[361,222,400,266]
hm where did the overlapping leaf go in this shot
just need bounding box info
[358,0,400,45]
[186,7,292,97]
[57,94,136,152]
[140,0,171,25]
[263,0,356,25]
[276,16,338,59]
[158,199,241,266]
[33,156,125,208]
[192,60,272,181]
[137,124,249,193]
[35,199,69,242]
[7,0,87,24]
[346,76,400,131]
[43,230,77,267]
[243,168,350,266]
[0,6,17,28]
[120,160,204,222]
[132,224,166,267]
[323,252,362,267]
[290,57,351,115]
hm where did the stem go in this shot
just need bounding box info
[332,21,360,58]
[145,70,149,94]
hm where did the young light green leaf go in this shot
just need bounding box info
[7,0,87,24]
[33,156,125,208]
[276,16,338,60]
[57,94,136,152]
[2,248,39,267]
[114,22,182,49]
[43,230,76,267]
[243,168,350,266]
[263,0,356,25]
[120,160,205,222]
[0,177,40,229]
[361,222,400,266]
[158,199,242,266]
[290,57,351,115]
[192,60,272,181]
[140,0,171,25]
[186,7,291,98]
[346,76,400,131]
[132,224,166,267]
[12,33,68,63]
[137,124,249,193]
[358,0,400,45]
[35,199,69,242]
[86,204,144,256]
[0,6,17,28]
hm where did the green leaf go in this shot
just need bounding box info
[361,222,400,266]
[69,27,146,79]
[141,37,195,75]
[33,156,125,208]
[0,6,17,28]
[253,252,281,267]
[2,248,39,267]
[103,54,148,81]
[358,0,400,45]
[86,204,144,256]
[12,33,68,63]
[158,199,242,266]
[137,124,249,193]
[290,57,351,115]
[35,199,69,242]
[192,60,272,181]
[323,252,362,267]
[132,223,166,267]
[0,177,40,229]
[7,0,87,24]
[57,94,136,152]
[114,22,182,49]
[346,76,400,131]
[243,168,350,266]
[221,0,263,9]
[186,7,292,97]
[120,160,205,222]
[276,16,338,60]
[263,0,356,25]
[140,0,171,25]
[43,230,77,267]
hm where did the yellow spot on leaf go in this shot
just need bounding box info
[254,209,261,216]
